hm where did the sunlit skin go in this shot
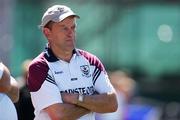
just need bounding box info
[43,16,77,62]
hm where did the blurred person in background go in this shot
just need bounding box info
[95,70,136,120]
[0,61,19,120]
[96,70,161,120]
[15,59,34,120]
[27,4,117,120]
[109,71,161,120]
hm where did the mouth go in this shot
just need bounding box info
[65,38,75,46]
[66,37,75,42]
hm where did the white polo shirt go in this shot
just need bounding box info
[28,48,115,120]
[0,63,18,120]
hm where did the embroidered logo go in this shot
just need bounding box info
[80,65,91,78]
[54,71,63,74]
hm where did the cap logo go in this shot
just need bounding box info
[57,7,65,13]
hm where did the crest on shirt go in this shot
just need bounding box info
[80,65,91,78]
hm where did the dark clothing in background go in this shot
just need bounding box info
[15,85,34,120]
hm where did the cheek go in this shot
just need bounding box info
[52,31,61,39]
[56,34,65,40]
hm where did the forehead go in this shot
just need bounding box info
[56,16,76,26]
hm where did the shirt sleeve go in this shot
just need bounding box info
[87,54,115,94]
[28,60,62,112]
[94,72,115,94]
[30,70,63,111]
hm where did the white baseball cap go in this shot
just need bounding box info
[39,5,80,28]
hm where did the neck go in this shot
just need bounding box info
[57,51,73,62]
[51,47,73,62]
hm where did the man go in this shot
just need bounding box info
[0,62,19,120]
[27,5,117,120]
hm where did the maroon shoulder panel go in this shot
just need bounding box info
[27,53,49,92]
[78,50,105,72]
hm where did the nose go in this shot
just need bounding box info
[67,29,74,38]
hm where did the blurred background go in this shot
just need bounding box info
[1,0,180,119]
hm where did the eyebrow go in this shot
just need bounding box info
[58,24,66,27]
[58,23,76,28]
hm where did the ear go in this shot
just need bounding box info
[43,28,52,40]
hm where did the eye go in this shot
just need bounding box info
[61,26,68,31]
[71,25,76,30]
